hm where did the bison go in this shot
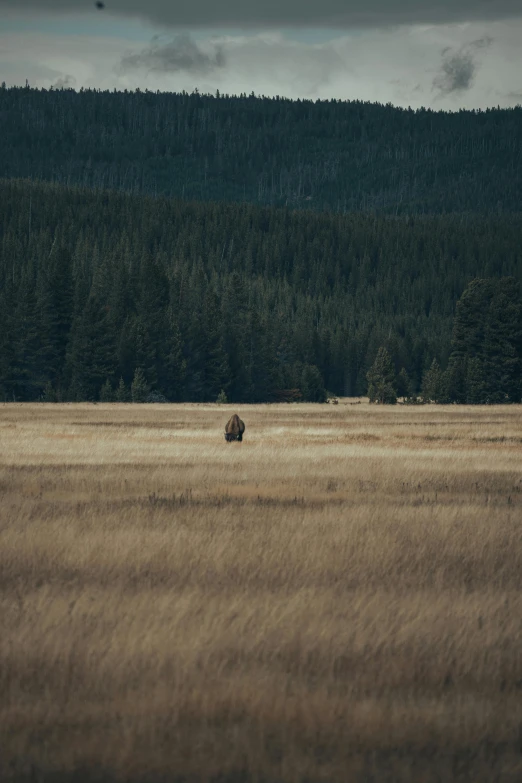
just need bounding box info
[225,414,245,442]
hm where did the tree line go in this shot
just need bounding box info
[1,85,521,215]
[1,179,521,404]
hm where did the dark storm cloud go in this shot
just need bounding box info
[433,37,492,95]
[2,0,522,28]
[120,36,225,74]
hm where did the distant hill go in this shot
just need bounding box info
[1,86,521,214]
[1,178,521,402]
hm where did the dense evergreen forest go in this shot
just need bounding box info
[1,86,522,214]
[1,178,521,403]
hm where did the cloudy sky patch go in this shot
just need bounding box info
[432,37,493,96]
[1,2,522,108]
[119,35,226,75]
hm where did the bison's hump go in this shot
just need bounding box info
[225,414,245,435]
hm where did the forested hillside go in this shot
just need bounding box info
[1,85,521,214]
[1,178,521,403]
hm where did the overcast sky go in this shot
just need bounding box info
[2,1,522,108]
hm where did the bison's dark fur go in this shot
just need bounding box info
[225,414,245,442]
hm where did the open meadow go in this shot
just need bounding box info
[1,401,522,783]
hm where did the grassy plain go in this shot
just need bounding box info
[1,401,522,783]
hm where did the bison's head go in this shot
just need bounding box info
[225,433,242,442]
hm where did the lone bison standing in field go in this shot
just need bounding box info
[225,414,245,442]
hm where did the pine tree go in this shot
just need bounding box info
[421,359,443,403]
[131,367,149,403]
[42,380,57,402]
[450,279,493,363]
[182,312,206,402]
[161,309,186,402]
[0,278,16,401]
[9,276,41,400]
[482,278,522,403]
[444,357,467,404]
[202,289,230,400]
[100,378,114,402]
[221,272,249,401]
[466,357,488,404]
[34,269,60,391]
[65,294,115,400]
[300,364,327,402]
[47,242,73,392]
[447,277,522,403]
[396,367,413,399]
[133,316,158,390]
[367,347,397,404]
[245,309,278,402]
[115,377,130,402]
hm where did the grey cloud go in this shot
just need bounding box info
[434,50,475,94]
[2,0,522,28]
[433,38,492,95]
[53,74,76,88]
[120,36,225,74]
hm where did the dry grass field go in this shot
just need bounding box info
[1,401,522,783]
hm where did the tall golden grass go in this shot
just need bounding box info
[1,401,522,782]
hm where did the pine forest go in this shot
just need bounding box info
[0,87,521,403]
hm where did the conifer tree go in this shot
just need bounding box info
[100,378,114,402]
[202,289,230,400]
[0,280,14,400]
[465,357,488,404]
[65,280,115,400]
[9,276,41,400]
[421,359,443,403]
[300,364,327,402]
[367,347,397,404]
[43,380,57,402]
[133,316,158,390]
[450,279,493,364]
[482,278,522,402]
[444,357,467,405]
[396,367,413,400]
[131,367,149,403]
[221,272,249,401]
[447,277,522,403]
[47,242,74,389]
[115,377,130,402]
[161,309,186,402]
